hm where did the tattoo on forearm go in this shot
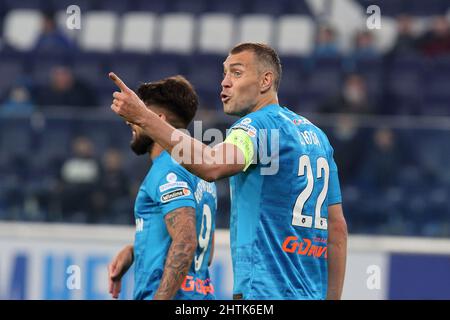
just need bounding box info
[154,207,197,300]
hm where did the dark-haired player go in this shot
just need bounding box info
[108,76,216,300]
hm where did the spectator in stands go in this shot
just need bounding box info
[36,65,97,107]
[0,83,35,115]
[417,15,450,57]
[327,115,368,186]
[100,148,130,200]
[350,30,380,60]
[319,73,375,114]
[57,136,100,222]
[312,24,340,59]
[33,11,76,53]
[91,148,132,224]
[360,128,402,190]
[389,14,419,56]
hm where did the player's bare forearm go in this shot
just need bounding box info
[153,207,197,300]
[138,110,244,181]
[153,242,196,299]
[327,204,348,300]
[108,244,134,299]
[109,72,244,181]
[327,239,347,299]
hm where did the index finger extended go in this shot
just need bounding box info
[109,72,129,92]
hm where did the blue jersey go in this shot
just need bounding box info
[225,104,342,300]
[133,151,217,300]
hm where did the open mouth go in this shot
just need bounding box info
[221,93,231,103]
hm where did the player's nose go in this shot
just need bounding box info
[221,73,232,88]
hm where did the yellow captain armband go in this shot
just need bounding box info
[224,129,255,171]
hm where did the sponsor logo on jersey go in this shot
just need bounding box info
[241,117,252,125]
[281,236,328,259]
[232,122,257,137]
[293,119,303,125]
[166,172,177,182]
[159,181,189,192]
[161,188,191,203]
[181,275,214,295]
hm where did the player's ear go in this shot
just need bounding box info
[260,71,274,93]
[159,113,167,121]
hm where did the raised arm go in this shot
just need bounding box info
[153,207,198,300]
[109,72,245,182]
[326,203,348,300]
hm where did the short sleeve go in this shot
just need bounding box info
[154,169,197,216]
[328,152,342,206]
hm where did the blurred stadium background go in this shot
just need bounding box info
[0,0,450,299]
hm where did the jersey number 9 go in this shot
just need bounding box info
[194,204,212,271]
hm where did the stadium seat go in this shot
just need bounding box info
[35,118,75,162]
[50,0,95,12]
[423,57,450,115]
[289,0,314,15]
[247,0,289,16]
[96,0,132,13]
[185,54,223,108]
[198,14,235,54]
[0,118,31,156]
[104,119,134,151]
[159,13,195,54]
[304,57,342,95]
[119,13,157,53]
[3,9,42,51]
[170,0,208,15]
[406,0,449,16]
[424,73,450,100]
[2,0,48,11]
[108,56,145,91]
[355,0,406,17]
[277,56,305,105]
[79,11,118,52]
[72,53,109,88]
[386,54,425,106]
[422,97,450,116]
[72,119,118,156]
[207,0,246,15]
[430,55,450,74]
[295,92,324,113]
[277,15,315,56]
[237,14,275,45]
[140,54,184,82]
[133,0,169,14]
[0,57,24,94]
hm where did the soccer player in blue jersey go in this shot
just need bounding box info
[107,76,217,300]
[109,43,347,300]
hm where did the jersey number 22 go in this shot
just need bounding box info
[292,155,329,230]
